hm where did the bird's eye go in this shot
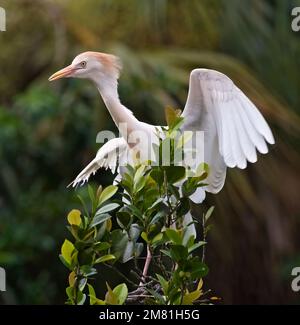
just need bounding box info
[80,61,87,68]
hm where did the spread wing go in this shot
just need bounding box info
[69,137,129,187]
[181,69,274,194]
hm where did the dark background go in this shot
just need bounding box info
[0,0,300,304]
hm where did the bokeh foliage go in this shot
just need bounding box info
[0,0,300,304]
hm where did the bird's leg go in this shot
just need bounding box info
[127,245,152,302]
[139,245,152,287]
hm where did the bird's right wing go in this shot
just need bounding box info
[69,137,129,187]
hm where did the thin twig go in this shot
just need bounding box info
[134,255,161,260]
[126,295,153,303]
[139,245,152,286]
[127,294,153,299]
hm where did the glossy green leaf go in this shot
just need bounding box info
[189,260,209,279]
[165,166,186,184]
[133,165,145,183]
[113,283,128,305]
[134,176,147,193]
[78,277,87,291]
[116,211,132,229]
[165,229,182,245]
[110,230,129,260]
[68,271,76,287]
[80,265,97,277]
[95,254,116,264]
[150,168,164,186]
[141,231,149,243]
[97,203,119,215]
[151,233,163,244]
[98,185,118,206]
[88,284,106,305]
[59,254,71,269]
[67,209,81,226]
[93,242,111,251]
[105,282,119,305]
[66,286,74,303]
[156,274,169,295]
[188,241,206,254]
[77,292,86,305]
[90,213,112,228]
[129,224,141,241]
[149,210,165,225]
[61,239,75,265]
[169,245,188,262]
[204,206,214,223]
[165,106,179,127]
[182,290,202,305]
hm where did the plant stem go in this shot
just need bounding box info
[202,214,206,263]
[73,266,80,305]
[126,294,153,303]
[139,245,152,286]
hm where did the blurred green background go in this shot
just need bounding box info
[0,0,300,304]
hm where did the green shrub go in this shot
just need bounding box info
[60,110,217,305]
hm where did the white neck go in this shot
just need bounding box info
[94,76,139,139]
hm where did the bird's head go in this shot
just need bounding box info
[48,51,122,84]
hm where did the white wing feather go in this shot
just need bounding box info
[69,137,128,187]
[182,69,274,195]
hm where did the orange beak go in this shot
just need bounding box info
[48,65,77,81]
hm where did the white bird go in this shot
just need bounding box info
[49,51,275,228]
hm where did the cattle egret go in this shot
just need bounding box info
[49,51,275,237]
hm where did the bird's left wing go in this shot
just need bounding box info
[181,69,275,194]
[69,137,129,187]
